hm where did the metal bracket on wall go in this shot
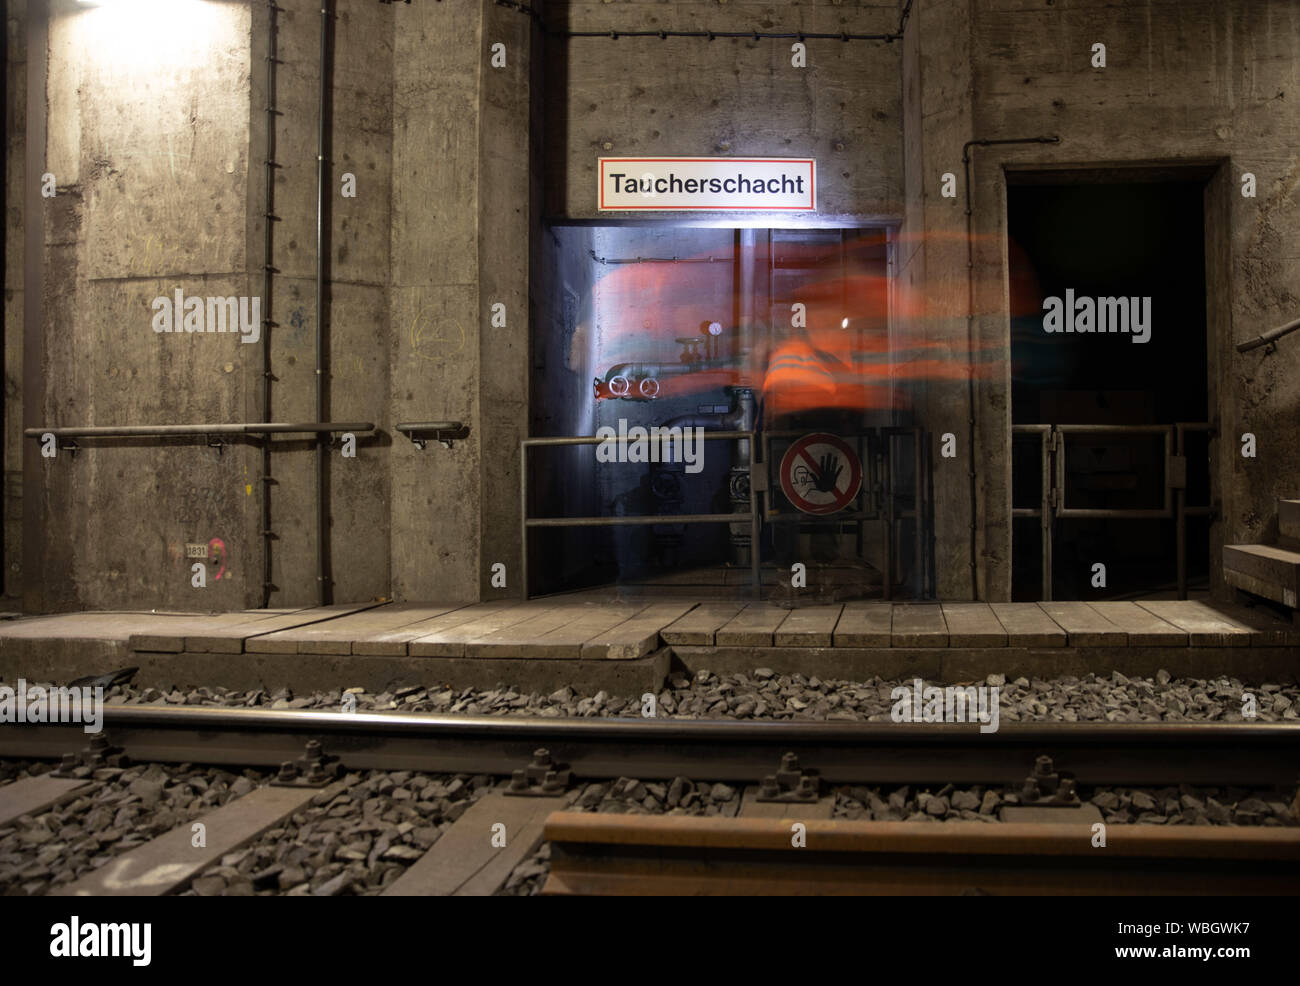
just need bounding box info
[396,421,469,450]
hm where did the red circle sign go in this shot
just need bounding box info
[778,433,862,515]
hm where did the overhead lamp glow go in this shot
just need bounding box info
[76,0,189,9]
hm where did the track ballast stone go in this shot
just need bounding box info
[96,670,1300,723]
[0,759,267,896]
[178,769,497,896]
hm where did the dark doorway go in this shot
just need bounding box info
[1008,176,1211,600]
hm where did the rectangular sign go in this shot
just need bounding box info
[598,157,816,212]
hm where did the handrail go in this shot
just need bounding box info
[520,430,761,599]
[25,422,373,438]
[1237,315,1300,353]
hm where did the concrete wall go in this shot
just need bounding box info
[258,0,393,607]
[6,0,1296,612]
[895,0,1299,601]
[900,0,977,599]
[959,0,1300,599]
[546,0,905,221]
[25,0,258,612]
[5,0,26,608]
[389,0,531,603]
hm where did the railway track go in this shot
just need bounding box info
[3,704,1300,787]
[2,706,1298,896]
[543,814,1300,895]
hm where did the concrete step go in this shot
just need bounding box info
[1223,543,1300,609]
[1279,498,1300,544]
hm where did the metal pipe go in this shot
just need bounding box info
[520,441,529,599]
[315,0,334,606]
[1236,314,1300,353]
[261,0,281,607]
[1040,427,1052,600]
[1055,509,1173,519]
[527,513,745,528]
[520,431,759,596]
[1053,424,1172,434]
[523,431,753,448]
[22,2,49,611]
[962,135,1060,601]
[25,423,372,438]
[882,447,893,600]
[913,427,923,598]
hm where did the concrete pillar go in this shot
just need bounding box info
[389,0,531,602]
[902,0,981,600]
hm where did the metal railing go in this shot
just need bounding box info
[1237,314,1300,353]
[1012,422,1212,600]
[26,422,372,438]
[25,421,374,454]
[520,431,761,600]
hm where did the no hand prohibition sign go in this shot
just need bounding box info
[778,433,863,515]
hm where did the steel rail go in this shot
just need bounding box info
[543,815,1300,895]
[5,707,1298,789]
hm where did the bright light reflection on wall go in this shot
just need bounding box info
[69,1,228,71]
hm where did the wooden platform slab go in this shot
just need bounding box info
[247,604,464,655]
[940,603,1007,647]
[715,604,792,647]
[832,603,892,646]
[1037,602,1127,647]
[180,604,382,654]
[468,603,651,660]
[1136,600,1253,647]
[1086,601,1187,646]
[773,605,844,647]
[581,602,696,660]
[890,605,948,647]
[408,603,542,658]
[660,603,746,646]
[988,603,1067,647]
[0,599,1291,695]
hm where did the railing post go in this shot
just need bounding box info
[520,441,530,601]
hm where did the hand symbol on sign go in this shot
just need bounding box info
[813,453,843,493]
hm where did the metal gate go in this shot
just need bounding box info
[1011,422,1212,600]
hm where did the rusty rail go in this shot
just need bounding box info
[543,814,1300,895]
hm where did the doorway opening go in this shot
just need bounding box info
[1008,173,1213,600]
[528,223,930,599]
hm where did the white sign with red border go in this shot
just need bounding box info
[779,433,862,516]
[598,157,816,212]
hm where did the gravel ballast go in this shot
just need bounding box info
[0,759,268,896]
[3,759,1295,897]
[70,669,1300,724]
